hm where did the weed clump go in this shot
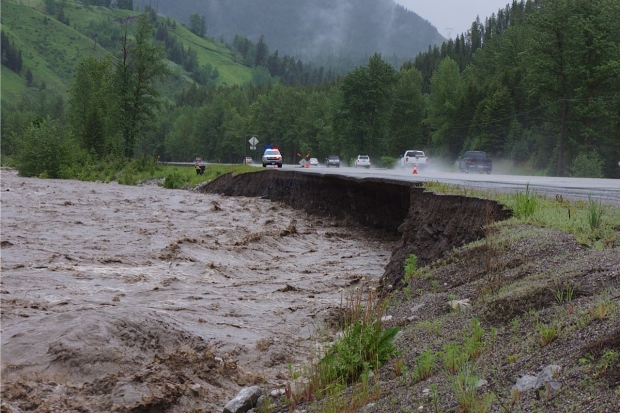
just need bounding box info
[587,195,606,231]
[513,183,537,219]
[318,287,399,386]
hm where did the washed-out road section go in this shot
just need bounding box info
[1,169,508,412]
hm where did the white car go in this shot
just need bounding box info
[309,158,319,166]
[355,155,370,169]
[262,148,283,168]
[400,150,429,170]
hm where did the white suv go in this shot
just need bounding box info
[262,148,283,168]
[355,155,370,169]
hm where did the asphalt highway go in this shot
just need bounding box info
[167,161,620,204]
[279,163,620,204]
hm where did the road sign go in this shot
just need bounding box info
[248,136,258,146]
[250,146,256,150]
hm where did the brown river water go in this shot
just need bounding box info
[0,169,395,412]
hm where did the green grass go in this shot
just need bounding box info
[62,155,257,188]
[157,164,256,188]
[424,180,620,247]
[1,0,253,101]
[163,19,253,87]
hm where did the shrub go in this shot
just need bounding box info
[440,342,467,374]
[379,156,397,169]
[570,152,604,178]
[404,254,418,279]
[14,117,85,179]
[413,350,436,381]
[163,172,183,189]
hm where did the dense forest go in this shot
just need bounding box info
[2,0,620,178]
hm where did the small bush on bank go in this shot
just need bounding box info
[14,117,86,179]
[570,152,604,178]
[404,254,418,279]
[379,156,397,169]
[163,172,183,189]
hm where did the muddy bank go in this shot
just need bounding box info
[199,170,512,290]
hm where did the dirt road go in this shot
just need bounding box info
[0,169,395,412]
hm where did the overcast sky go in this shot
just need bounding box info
[394,0,510,39]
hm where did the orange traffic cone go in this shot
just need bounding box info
[305,160,310,168]
[412,164,418,174]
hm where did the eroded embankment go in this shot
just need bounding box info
[198,171,512,289]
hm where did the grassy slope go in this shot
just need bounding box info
[1,0,253,101]
[369,222,620,412]
[306,192,620,412]
[1,0,111,98]
[164,19,253,87]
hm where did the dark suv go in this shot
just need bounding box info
[458,151,492,174]
[326,155,340,168]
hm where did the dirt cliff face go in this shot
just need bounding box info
[199,171,512,290]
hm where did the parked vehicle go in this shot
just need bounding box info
[355,155,371,169]
[326,155,340,167]
[400,150,429,170]
[244,157,253,165]
[262,148,283,168]
[458,151,492,174]
[309,158,319,166]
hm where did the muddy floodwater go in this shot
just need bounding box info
[0,169,396,412]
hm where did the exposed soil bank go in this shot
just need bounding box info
[199,170,512,290]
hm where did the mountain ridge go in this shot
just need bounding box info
[152,0,445,60]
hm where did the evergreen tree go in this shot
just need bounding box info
[25,69,33,86]
[427,57,464,157]
[389,68,426,154]
[254,35,269,67]
[44,0,56,14]
[188,14,206,37]
[114,14,170,158]
[336,53,397,157]
[115,0,133,11]
[68,57,114,157]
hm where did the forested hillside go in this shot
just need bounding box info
[153,0,445,63]
[404,0,620,177]
[2,0,619,179]
[0,0,253,100]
